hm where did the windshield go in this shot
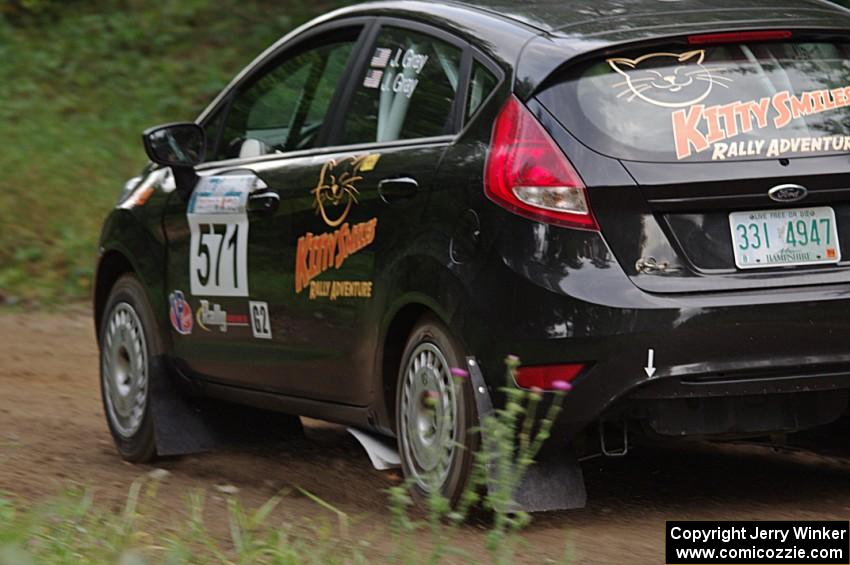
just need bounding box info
[540,41,850,162]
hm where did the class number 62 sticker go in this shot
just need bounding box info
[249,301,272,340]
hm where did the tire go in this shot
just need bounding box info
[395,314,479,506]
[99,274,159,463]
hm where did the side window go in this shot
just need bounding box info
[212,30,359,161]
[466,60,498,121]
[202,108,226,161]
[342,27,463,144]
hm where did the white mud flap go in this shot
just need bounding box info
[347,428,401,470]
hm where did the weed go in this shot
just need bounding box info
[0,357,572,563]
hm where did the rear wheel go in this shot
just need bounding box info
[99,274,158,463]
[396,315,478,506]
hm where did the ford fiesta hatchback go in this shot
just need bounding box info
[96,0,850,508]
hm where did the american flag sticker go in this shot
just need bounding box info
[363,69,384,89]
[371,47,393,68]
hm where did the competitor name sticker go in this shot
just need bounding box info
[188,175,252,297]
[363,46,429,98]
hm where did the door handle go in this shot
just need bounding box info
[247,190,280,214]
[378,177,418,204]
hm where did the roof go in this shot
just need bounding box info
[442,0,850,98]
[451,0,850,36]
[201,0,850,122]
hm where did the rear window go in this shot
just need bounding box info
[539,42,850,162]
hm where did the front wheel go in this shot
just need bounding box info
[396,315,478,506]
[99,274,158,463]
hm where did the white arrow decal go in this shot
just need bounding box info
[644,348,656,378]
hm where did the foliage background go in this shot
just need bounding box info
[0,0,351,304]
[1,0,850,304]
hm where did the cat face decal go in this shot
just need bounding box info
[311,154,379,227]
[607,50,731,109]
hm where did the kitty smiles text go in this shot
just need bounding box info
[295,218,378,297]
[294,154,380,300]
[673,85,850,159]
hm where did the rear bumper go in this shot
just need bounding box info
[519,323,850,439]
[467,223,850,439]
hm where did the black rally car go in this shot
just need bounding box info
[96,0,850,506]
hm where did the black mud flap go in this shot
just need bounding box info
[466,356,587,512]
[149,356,303,456]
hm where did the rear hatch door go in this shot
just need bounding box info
[535,34,850,293]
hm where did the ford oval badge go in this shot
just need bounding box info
[768,184,808,203]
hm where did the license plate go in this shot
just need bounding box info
[729,206,841,269]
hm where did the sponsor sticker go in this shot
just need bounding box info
[188,174,252,297]
[311,155,376,228]
[671,89,850,160]
[608,50,727,109]
[169,290,193,335]
[294,155,381,301]
[188,175,252,215]
[606,48,850,161]
[195,299,250,332]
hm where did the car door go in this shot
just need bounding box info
[161,21,369,389]
[262,21,469,404]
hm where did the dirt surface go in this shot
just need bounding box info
[2,311,850,563]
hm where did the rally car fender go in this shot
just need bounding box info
[94,207,169,347]
[372,252,481,435]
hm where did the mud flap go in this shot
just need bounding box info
[347,428,401,470]
[149,356,303,456]
[466,356,587,512]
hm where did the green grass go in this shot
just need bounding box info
[0,1,351,304]
[0,483,376,564]
[0,482,568,564]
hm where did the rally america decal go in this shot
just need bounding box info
[608,49,850,161]
[295,154,380,301]
[195,299,250,333]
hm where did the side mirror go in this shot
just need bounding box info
[142,123,206,168]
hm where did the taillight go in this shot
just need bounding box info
[484,96,598,231]
[515,363,586,390]
[688,30,792,45]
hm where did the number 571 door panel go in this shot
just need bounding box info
[162,169,285,387]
